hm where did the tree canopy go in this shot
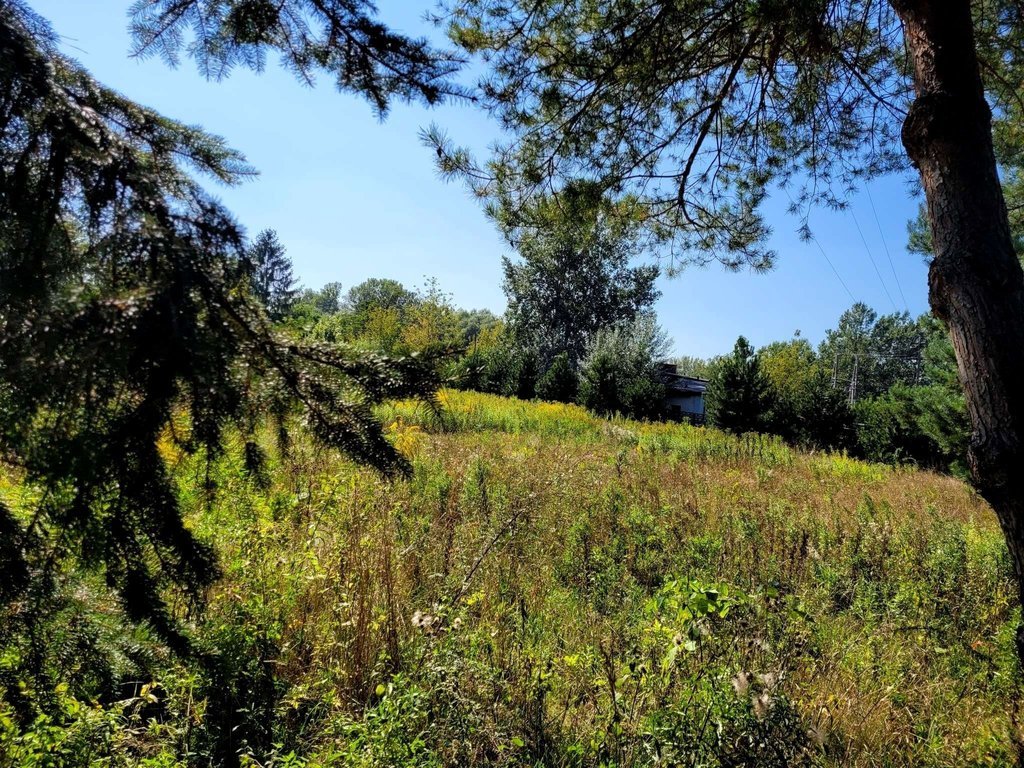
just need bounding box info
[706,337,771,434]
[345,278,419,318]
[246,228,299,320]
[430,0,1020,266]
[502,195,660,367]
[578,313,671,420]
[129,0,467,114]
[817,303,927,401]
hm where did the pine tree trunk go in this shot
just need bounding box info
[892,0,1024,661]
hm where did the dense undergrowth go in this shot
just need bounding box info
[1,391,1018,766]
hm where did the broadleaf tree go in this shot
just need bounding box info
[345,277,419,319]
[429,0,1024,657]
[758,337,850,448]
[502,189,661,368]
[578,313,671,420]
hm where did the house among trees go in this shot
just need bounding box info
[659,363,708,425]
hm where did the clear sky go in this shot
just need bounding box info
[32,0,931,359]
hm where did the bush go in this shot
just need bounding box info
[536,352,579,403]
[854,386,950,469]
[706,336,770,434]
[577,314,668,420]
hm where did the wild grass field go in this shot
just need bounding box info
[1,390,1018,767]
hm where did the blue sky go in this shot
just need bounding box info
[33,0,930,359]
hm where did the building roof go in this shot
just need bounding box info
[659,363,709,395]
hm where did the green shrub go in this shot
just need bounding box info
[536,352,579,403]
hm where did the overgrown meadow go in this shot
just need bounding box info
[1,391,1018,767]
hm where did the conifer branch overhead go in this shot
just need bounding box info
[128,0,472,115]
[427,0,926,268]
[0,0,438,650]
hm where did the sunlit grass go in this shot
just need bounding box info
[2,390,1017,766]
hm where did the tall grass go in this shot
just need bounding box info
[1,390,1017,767]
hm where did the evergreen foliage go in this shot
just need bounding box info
[853,317,970,474]
[739,310,966,470]
[431,1,1019,267]
[706,337,771,435]
[129,0,468,115]
[817,303,927,401]
[245,228,298,320]
[431,1,911,266]
[536,352,578,403]
[853,388,936,467]
[911,318,970,473]
[578,314,669,420]
[499,346,540,401]
[0,1,438,658]
[793,367,855,451]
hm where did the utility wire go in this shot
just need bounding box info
[851,208,899,312]
[786,189,858,306]
[865,185,910,313]
[811,235,857,304]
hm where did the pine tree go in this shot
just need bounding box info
[246,229,298,320]
[706,338,772,435]
[909,317,970,475]
[536,352,578,403]
[795,367,855,451]
[129,0,468,115]
[818,303,926,401]
[429,0,1024,655]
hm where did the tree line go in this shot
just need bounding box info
[699,305,967,476]
[253,218,969,478]
[245,196,677,423]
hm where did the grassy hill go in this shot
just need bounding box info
[1,391,1018,766]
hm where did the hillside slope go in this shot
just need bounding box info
[2,391,1017,766]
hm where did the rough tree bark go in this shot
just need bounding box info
[892,0,1024,660]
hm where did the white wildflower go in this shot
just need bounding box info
[731,671,750,696]
[757,671,779,690]
[752,692,771,720]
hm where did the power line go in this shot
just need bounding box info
[785,189,858,306]
[850,208,899,313]
[865,185,910,313]
[811,235,857,304]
